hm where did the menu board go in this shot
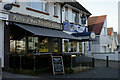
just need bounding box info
[52,56,65,75]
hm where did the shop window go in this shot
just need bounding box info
[69,41,77,52]
[27,0,48,12]
[64,41,69,52]
[79,42,82,52]
[39,37,48,53]
[10,38,26,54]
[28,37,38,53]
[53,39,59,52]
[65,8,68,21]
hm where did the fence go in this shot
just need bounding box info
[8,53,93,72]
[90,51,120,61]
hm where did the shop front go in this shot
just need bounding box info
[3,13,95,73]
[3,12,80,72]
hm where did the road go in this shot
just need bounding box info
[2,59,120,79]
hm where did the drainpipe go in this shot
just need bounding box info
[60,2,66,25]
[60,2,66,53]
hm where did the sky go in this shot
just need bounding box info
[76,0,119,32]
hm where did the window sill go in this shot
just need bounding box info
[12,4,20,7]
[26,7,49,15]
[53,15,58,18]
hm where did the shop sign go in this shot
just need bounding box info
[63,21,86,33]
[9,13,62,30]
[0,13,8,20]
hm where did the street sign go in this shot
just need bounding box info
[52,56,65,75]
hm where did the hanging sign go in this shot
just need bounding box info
[63,21,86,33]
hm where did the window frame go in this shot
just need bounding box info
[72,11,79,23]
[65,7,68,21]
[27,0,48,13]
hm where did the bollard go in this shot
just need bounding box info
[106,56,109,68]
[20,55,22,71]
[33,56,36,72]
[92,58,95,68]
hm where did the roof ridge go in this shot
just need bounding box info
[107,27,113,28]
[90,15,107,18]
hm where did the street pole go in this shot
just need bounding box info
[106,56,109,68]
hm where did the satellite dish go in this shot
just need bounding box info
[4,3,13,10]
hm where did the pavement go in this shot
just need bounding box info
[1,59,120,79]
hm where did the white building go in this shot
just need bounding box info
[61,2,93,54]
[88,15,112,53]
[107,28,118,52]
[0,0,94,71]
[118,1,120,35]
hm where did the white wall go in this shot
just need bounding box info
[0,20,4,67]
[118,1,120,35]
[2,2,61,23]
[92,51,120,61]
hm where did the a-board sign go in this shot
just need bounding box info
[52,56,65,75]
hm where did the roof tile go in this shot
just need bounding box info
[88,15,107,35]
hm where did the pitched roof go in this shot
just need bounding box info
[107,27,113,36]
[88,15,107,35]
[66,2,92,16]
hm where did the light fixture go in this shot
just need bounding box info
[5,21,9,25]
[4,3,13,10]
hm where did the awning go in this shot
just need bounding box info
[71,32,96,41]
[14,23,77,39]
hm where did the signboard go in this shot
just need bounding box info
[52,56,65,75]
[63,21,86,33]
[0,13,8,20]
[9,13,62,30]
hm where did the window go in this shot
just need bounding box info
[65,8,68,20]
[81,15,86,25]
[28,37,49,53]
[54,3,57,16]
[39,38,48,53]
[53,39,59,52]
[28,0,48,12]
[69,41,77,52]
[28,37,38,53]
[64,40,69,52]
[79,42,82,52]
[72,11,79,23]
[10,38,26,54]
